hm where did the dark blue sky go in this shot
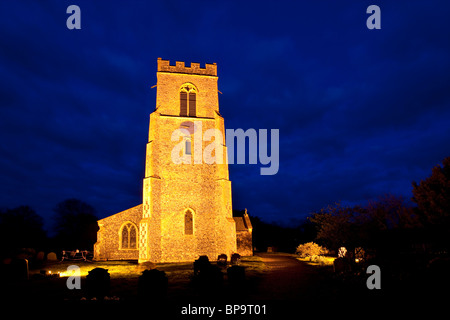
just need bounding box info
[1,0,450,231]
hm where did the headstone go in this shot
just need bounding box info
[86,268,110,300]
[194,255,211,276]
[47,252,57,261]
[138,269,168,299]
[217,254,227,266]
[231,253,241,265]
[36,251,45,261]
[10,258,29,281]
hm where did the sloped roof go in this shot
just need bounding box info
[233,214,252,232]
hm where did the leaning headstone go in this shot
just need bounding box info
[47,252,57,261]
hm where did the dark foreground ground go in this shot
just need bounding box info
[2,253,446,317]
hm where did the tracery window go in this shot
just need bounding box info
[120,222,137,249]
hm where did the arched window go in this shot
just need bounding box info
[180,84,197,117]
[184,210,193,235]
[120,222,138,249]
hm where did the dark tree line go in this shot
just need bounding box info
[243,156,450,258]
[309,157,450,257]
[0,198,98,259]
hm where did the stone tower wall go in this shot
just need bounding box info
[139,59,236,263]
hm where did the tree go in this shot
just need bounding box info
[412,157,450,249]
[52,199,98,250]
[308,202,363,250]
[412,157,450,226]
[0,206,47,256]
[309,195,418,251]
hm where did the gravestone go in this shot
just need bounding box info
[231,253,241,265]
[217,254,227,266]
[86,268,110,299]
[36,251,45,261]
[138,269,168,299]
[194,255,211,276]
[193,256,224,294]
[47,252,57,261]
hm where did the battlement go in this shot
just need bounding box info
[157,58,217,76]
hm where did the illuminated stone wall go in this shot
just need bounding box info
[94,205,141,260]
[234,213,253,256]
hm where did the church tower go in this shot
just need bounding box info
[138,58,237,263]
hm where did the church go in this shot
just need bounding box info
[93,58,252,263]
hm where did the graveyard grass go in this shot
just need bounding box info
[23,256,268,301]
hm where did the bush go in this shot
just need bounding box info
[296,242,329,258]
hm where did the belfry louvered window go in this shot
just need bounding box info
[188,92,196,116]
[180,91,188,116]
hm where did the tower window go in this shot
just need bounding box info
[185,210,193,235]
[180,84,197,117]
[185,139,191,155]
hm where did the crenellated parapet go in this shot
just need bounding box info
[157,57,217,76]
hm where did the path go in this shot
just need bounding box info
[250,253,331,301]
